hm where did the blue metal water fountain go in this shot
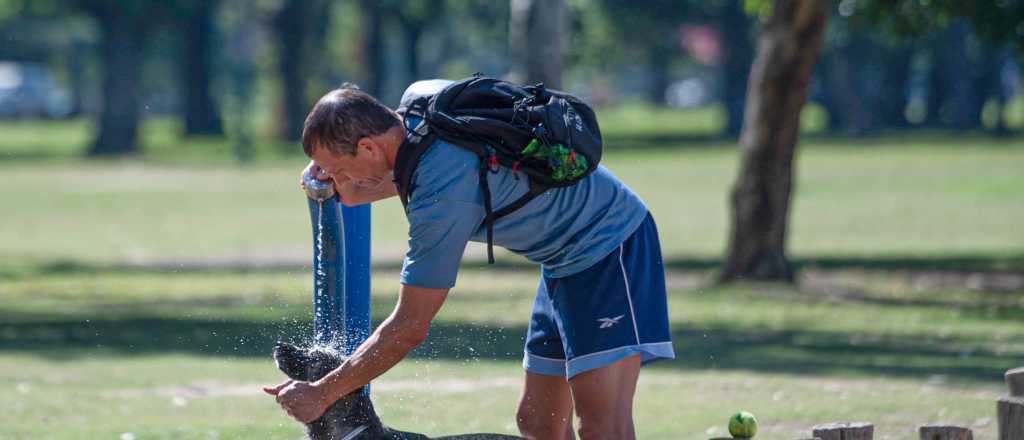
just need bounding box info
[302,171,372,356]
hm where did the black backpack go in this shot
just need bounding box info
[394,75,603,264]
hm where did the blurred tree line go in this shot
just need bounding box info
[0,0,1021,158]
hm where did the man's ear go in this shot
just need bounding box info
[356,136,383,160]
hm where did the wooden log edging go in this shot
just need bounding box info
[998,396,1024,440]
[999,366,1024,440]
[812,422,874,440]
[1007,367,1024,398]
[919,425,973,440]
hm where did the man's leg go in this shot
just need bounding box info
[520,276,575,439]
[517,371,575,440]
[568,354,641,440]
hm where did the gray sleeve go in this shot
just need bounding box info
[400,198,484,289]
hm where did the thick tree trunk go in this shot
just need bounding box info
[89,11,144,156]
[182,0,224,136]
[720,0,754,137]
[508,0,567,89]
[719,0,828,283]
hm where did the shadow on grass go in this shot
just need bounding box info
[2,311,1018,384]
[8,253,1020,281]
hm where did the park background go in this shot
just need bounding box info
[1,0,1023,438]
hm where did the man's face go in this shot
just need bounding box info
[311,140,390,188]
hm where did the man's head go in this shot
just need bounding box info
[302,86,402,187]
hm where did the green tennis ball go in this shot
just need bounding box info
[728,411,758,438]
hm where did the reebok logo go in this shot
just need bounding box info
[597,315,625,329]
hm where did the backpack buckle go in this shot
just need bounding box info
[488,153,500,173]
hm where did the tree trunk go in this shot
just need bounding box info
[719,0,828,283]
[508,0,567,89]
[720,0,754,137]
[272,0,327,141]
[646,47,672,105]
[182,0,224,136]
[89,10,144,156]
[820,33,875,135]
[359,0,385,97]
[68,40,89,117]
[924,24,980,129]
[878,44,913,129]
[820,50,858,133]
[403,22,423,86]
[991,50,1012,135]
[943,22,981,129]
[273,0,309,141]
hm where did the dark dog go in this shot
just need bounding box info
[273,342,523,440]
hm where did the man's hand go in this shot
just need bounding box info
[299,160,335,190]
[263,379,332,423]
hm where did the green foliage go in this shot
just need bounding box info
[589,0,694,48]
[742,0,773,20]
[854,0,1024,51]
[0,0,22,21]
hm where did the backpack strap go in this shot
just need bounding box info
[479,169,547,264]
[393,131,435,209]
[478,156,496,264]
[490,181,547,221]
[394,98,436,208]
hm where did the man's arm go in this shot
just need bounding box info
[315,284,448,398]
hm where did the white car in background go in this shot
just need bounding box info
[0,61,72,119]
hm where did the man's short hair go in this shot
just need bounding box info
[301,84,400,157]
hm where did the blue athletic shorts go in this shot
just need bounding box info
[523,212,675,379]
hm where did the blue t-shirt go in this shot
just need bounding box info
[398,81,649,288]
